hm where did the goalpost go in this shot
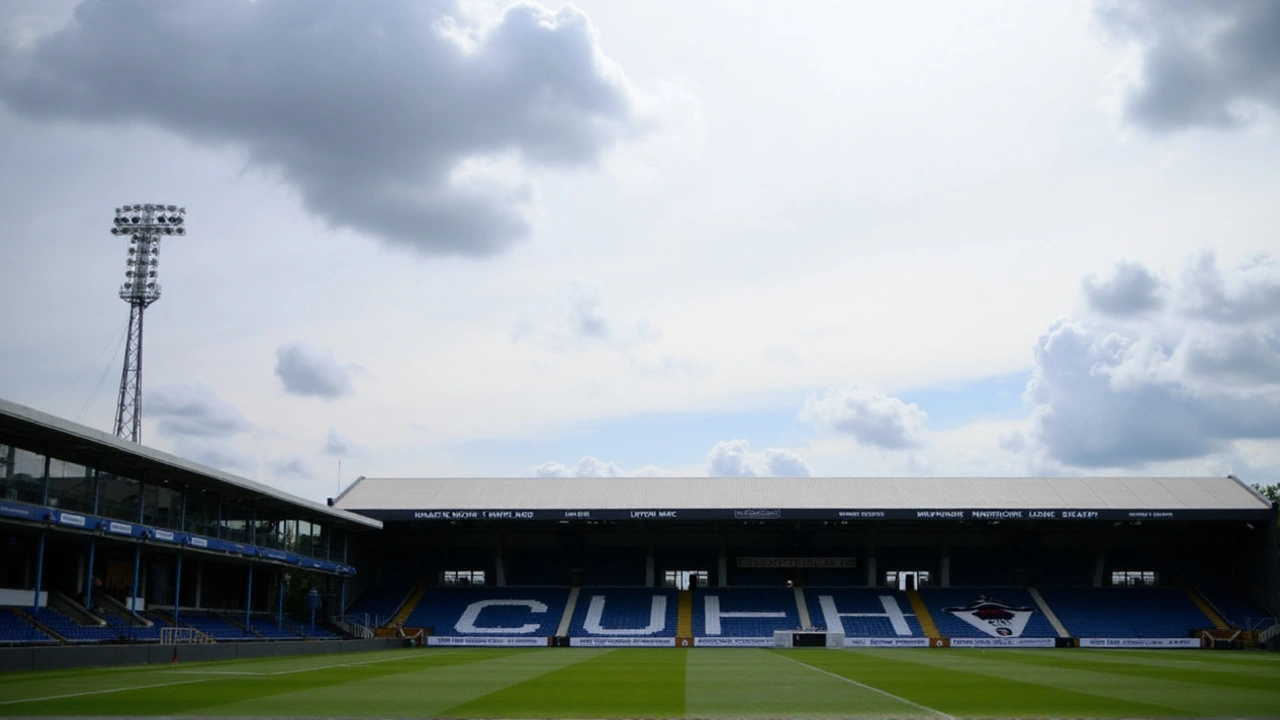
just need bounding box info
[161,626,214,644]
[397,627,425,646]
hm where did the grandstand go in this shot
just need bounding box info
[3,394,1279,656]
[334,475,1280,649]
[0,398,380,651]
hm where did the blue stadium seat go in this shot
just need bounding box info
[0,608,56,644]
[298,621,341,639]
[567,589,678,637]
[405,587,569,637]
[32,608,120,643]
[175,611,258,640]
[805,588,924,637]
[345,583,413,627]
[693,588,798,638]
[98,610,164,641]
[1038,587,1210,638]
[246,616,301,640]
[1198,589,1278,631]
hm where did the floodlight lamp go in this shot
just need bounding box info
[110,228,119,235]
[176,227,185,235]
[172,216,183,225]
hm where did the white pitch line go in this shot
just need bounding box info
[1,650,452,706]
[776,653,956,720]
[166,670,257,675]
[0,677,219,706]
[266,651,443,675]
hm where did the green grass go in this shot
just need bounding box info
[2,647,1279,718]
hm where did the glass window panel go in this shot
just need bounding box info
[303,520,314,556]
[1110,569,1158,587]
[183,490,218,537]
[318,523,332,561]
[47,458,94,513]
[221,501,254,544]
[442,570,485,586]
[141,484,180,531]
[222,519,248,544]
[1,445,46,505]
[97,473,141,522]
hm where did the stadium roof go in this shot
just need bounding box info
[336,475,1275,523]
[0,397,380,530]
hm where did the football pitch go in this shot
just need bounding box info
[2,647,1279,718]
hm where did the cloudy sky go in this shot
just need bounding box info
[1,0,1277,502]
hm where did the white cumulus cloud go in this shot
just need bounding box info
[1097,0,1280,133]
[707,439,811,477]
[146,385,252,439]
[529,456,627,478]
[800,387,929,450]
[0,0,644,256]
[274,342,355,400]
[1028,251,1280,468]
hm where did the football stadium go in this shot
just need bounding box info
[2,396,1280,717]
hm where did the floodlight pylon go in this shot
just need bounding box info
[109,204,186,443]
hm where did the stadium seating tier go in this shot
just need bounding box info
[1038,587,1211,638]
[567,588,679,637]
[404,587,570,636]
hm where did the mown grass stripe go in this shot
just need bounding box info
[0,677,219,707]
[776,652,956,719]
[2,646,1280,718]
[443,648,685,718]
[784,648,1188,719]
[0,648,501,717]
[686,648,915,719]
[980,648,1280,688]
[848,648,1279,718]
[190,647,590,719]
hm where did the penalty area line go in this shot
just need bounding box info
[775,653,956,720]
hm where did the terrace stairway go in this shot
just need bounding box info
[391,579,428,627]
[19,608,66,644]
[677,590,693,636]
[905,590,940,638]
[1181,584,1229,630]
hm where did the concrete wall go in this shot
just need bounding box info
[0,638,402,673]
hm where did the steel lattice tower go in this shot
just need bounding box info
[110,204,186,443]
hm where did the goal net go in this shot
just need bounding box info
[397,627,425,646]
[161,626,214,644]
